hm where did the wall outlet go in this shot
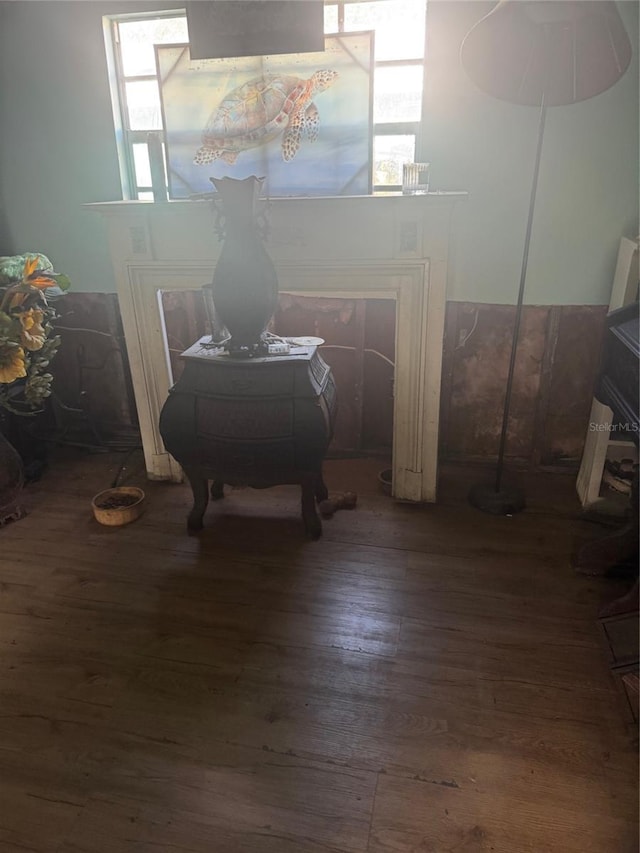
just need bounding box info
[130,225,148,255]
[399,220,418,253]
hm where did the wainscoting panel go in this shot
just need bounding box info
[440,302,608,467]
[51,294,608,471]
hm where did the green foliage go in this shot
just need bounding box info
[0,255,69,415]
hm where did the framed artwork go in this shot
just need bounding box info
[155,32,373,199]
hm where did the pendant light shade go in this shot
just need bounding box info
[460,1,632,107]
[185,1,324,61]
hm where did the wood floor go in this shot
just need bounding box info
[0,448,637,853]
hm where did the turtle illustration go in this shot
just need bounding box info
[193,70,338,166]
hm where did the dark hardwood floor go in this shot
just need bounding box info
[0,448,637,853]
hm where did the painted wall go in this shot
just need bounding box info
[0,0,637,303]
[0,0,177,291]
[424,1,639,305]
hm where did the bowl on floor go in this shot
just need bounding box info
[91,486,145,526]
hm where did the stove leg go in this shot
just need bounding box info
[210,481,225,501]
[185,469,208,533]
[314,471,328,503]
[301,476,322,540]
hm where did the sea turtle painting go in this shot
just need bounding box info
[193,70,338,166]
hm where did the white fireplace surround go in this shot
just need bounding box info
[89,193,465,502]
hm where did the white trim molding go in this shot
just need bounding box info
[576,236,639,508]
[88,193,466,502]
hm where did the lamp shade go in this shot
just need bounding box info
[460,1,632,106]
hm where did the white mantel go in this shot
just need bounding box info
[88,193,465,502]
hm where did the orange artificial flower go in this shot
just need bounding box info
[1,284,40,313]
[22,256,58,290]
[0,342,27,383]
[22,257,39,278]
[19,307,46,351]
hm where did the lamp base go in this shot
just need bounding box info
[468,483,525,516]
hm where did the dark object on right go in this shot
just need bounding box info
[574,300,639,576]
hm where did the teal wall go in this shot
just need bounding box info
[0,0,176,292]
[424,1,639,304]
[0,0,637,303]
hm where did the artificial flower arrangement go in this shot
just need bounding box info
[0,254,70,414]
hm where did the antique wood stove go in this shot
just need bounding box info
[159,337,336,538]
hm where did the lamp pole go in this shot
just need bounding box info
[461,0,631,516]
[494,98,547,495]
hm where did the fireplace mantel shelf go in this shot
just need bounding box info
[85,191,467,213]
[89,192,465,502]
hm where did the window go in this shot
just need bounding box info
[104,12,189,199]
[104,1,426,198]
[328,1,426,189]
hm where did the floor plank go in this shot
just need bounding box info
[0,448,636,852]
[368,772,638,853]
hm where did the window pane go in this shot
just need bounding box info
[125,80,162,130]
[374,65,423,123]
[138,191,154,201]
[324,4,338,33]
[374,134,415,186]
[344,0,426,61]
[119,16,188,77]
[133,143,152,186]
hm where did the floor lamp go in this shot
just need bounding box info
[460,0,632,515]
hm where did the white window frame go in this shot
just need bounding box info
[104,2,426,198]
